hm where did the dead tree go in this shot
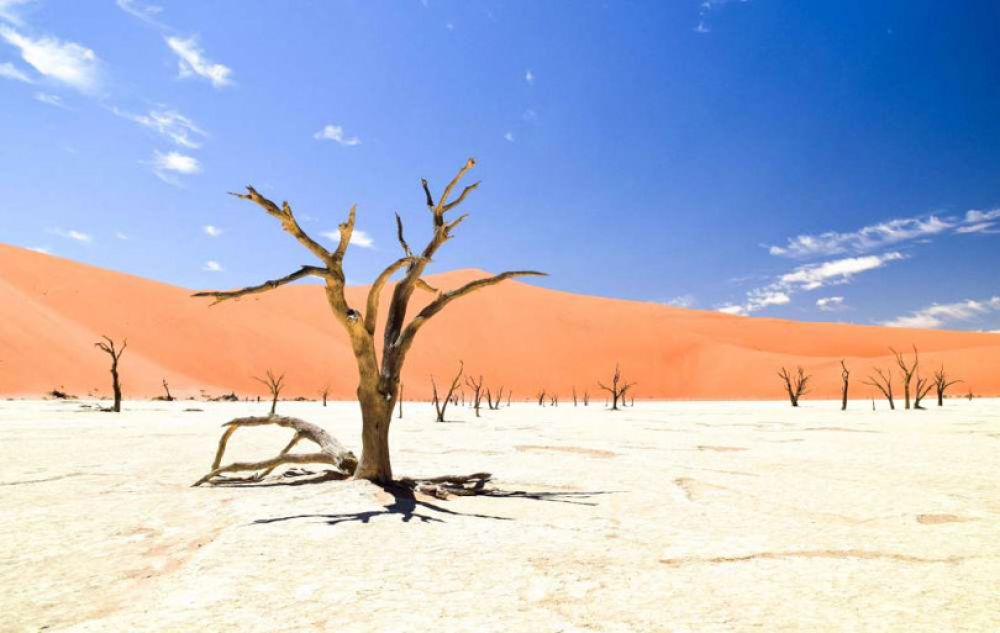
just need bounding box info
[253,370,285,416]
[193,416,358,486]
[572,386,578,407]
[839,360,850,411]
[913,374,933,410]
[161,378,174,402]
[194,158,543,483]
[582,389,590,406]
[320,384,330,407]
[466,374,484,418]
[891,345,919,410]
[536,389,546,407]
[432,361,463,423]
[486,386,504,410]
[94,336,126,412]
[862,368,895,410]
[933,366,961,407]
[506,391,511,407]
[549,394,559,406]
[598,363,635,411]
[777,366,810,408]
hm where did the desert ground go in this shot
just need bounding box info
[2,398,998,632]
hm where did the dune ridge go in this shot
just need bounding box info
[1,243,998,400]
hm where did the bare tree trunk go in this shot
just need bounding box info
[398,383,404,419]
[572,386,578,407]
[892,346,918,411]
[254,370,284,417]
[777,366,810,408]
[432,361,463,422]
[95,336,126,413]
[863,368,895,410]
[933,365,960,407]
[161,378,174,402]
[599,363,635,411]
[840,360,849,411]
[466,375,484,418]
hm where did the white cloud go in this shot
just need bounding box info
[115,0,164,27]
[955,209,1000,234]
[0,0,32,26]
[665,294,696,309]
[115,232,129,240]
[113,107,206,149]
[0,25,101,93]
[882,297,1000,329]
[445,21,454,31]
[322,229,374,249]
[152,150,199,174]
[525,69,534,85]
[33,91,65,107]
[202,260,222,272]
[504,131,514,142]
[27,245,51,254]
[313,124,360,146]
[718,252,903,316]
[165,36,232,88]
[0,60,30,82]
[768,216,951,258]
[816,296,845,311]
[203,224,222,237]
[48,227,91,243]
[779,252,904,291]
[694,22,710,33]
[523,108,537,122]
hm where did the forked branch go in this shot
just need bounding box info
[193,265,327,305]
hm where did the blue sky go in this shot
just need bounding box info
[1,0,999,331]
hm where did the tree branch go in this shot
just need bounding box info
[364,257,417,335]
[230,186,334,267]
[395,213,413,257]
[193,265,327,305]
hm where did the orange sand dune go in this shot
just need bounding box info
[1,243,998,400]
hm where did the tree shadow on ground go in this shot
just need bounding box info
[252,481,616,528]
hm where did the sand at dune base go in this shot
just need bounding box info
[2,398,999,632]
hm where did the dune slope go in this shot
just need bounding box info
[1,243,998,399]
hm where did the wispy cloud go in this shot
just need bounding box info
[695,0,748,33]
[115,232,129,240]
[203,224,222,237]
[48,227,91,243]
[768,215,951,258]
[202,260,222,272]
[816,296,846,311]
[0,0,32,26]
[0,25,101,93]
[769,208,1000,258]
[322,229,374,249]
[27,245,51,254]
[665,294,697,309]
[882,297,1000,329]
[504,131,514,142]
[718,252,903,316]
[34,91,66,108]
[165,36,232,88]
[0,60,30,82]
[313,124,360,146]
[113,107,206,149]
[115,0,165,28]
[525,69,535,85]
[150,150,200,186]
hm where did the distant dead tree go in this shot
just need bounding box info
[967,388,974,401]
[465,374,484,418]
[777,366,810,408]
[536,389,547,407]
[486,386,504,410]
[160,378,174,402]
[572,386,578,407]
[839,360,850,411]
[913,373,933,410]
[598,363,635,411]
[320,383,330,407]
[549,394,559,407]
[506,391,511,407]
[253,370,285,416]
[431,361,463,423]
[94,336,127,412]
[891,346,919,410]
[194,158,543,484]
[933,366,961,407]
[862,368,895,410]
[582,389,590,406]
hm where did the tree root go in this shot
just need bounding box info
[193,416,358,486]
[397,472,494,499]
